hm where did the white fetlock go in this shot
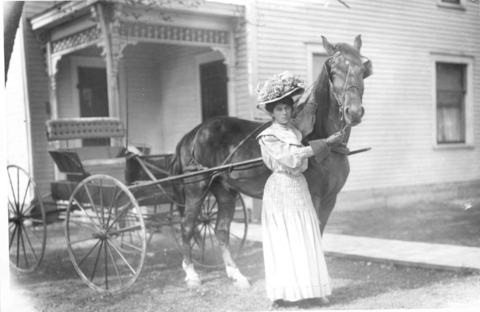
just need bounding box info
[226,266,250,288]
[182,260,201,287]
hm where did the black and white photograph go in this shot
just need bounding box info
[2,0,480,311]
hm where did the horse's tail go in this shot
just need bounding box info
[168,134,188,212]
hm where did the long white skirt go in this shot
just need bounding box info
[262,172,332,301]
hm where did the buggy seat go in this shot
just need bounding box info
[46,117,127,200]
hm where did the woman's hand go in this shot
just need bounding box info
[326,131,344,146]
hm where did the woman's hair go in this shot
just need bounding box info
[264,96,294,113]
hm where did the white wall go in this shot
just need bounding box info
[253,0,480,191]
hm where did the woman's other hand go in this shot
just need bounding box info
[326,131,344,146]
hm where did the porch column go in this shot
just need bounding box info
[96,3,121,120]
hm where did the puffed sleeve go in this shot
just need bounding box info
[259,135,315,169]
[290,102,317,138]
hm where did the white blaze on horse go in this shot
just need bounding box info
[169,35,373,288]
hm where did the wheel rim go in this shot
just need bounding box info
[7,165,46,272]
[65,175,146,295]
[170,193,248,269]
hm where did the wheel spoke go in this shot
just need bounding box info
[105,186,119,228]
[19,180,32,214]
[73,198,102,232]
[108,237,143,253]
[208,200,218,216]
[99,179,105,225]
[106,242,124,287]
[8,200,16,215]
[108,224,142,237]
[76,240,101,268]
[230,232,242,241]
[68,236,98,245]
[16,225,21,266]
[17,169,20,213]
[22,202,38,217]
[20,226,29,268]
[83,184,103,226]
[27,218,44,224]
[106,202,132,232]
[9,224,18,249]
[19,223,38,262]
[69,220,98,232]
[90,241,104,282]
[104,237,108,290]
[21,224,43,245]
[201,223,207,263]
[108,238,137,275]
[192,223,206,249]
[8,169,19,213]
[207,223,218,263]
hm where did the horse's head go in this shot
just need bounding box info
[322,35,372,127]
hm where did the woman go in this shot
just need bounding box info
[256,72,343,309]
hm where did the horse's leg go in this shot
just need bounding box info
[181,180,209,288]
[209,182,250,288]
[317,193,338,235]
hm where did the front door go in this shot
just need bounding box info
[200,60,228,121]
[77,66,109,146]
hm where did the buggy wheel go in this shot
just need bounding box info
[170,192,248,269]
[65,175,146,295]
[7,165,47,272]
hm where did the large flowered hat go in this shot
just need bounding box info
[256,71,305,114]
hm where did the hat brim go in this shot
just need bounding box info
[256,87,305,114]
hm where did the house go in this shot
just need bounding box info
[5,0,480,217]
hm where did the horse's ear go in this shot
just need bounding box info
[354,35,362,52]
[363,59,373,79]
[322,36,336,56]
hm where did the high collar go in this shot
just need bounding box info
[272,120,291,130]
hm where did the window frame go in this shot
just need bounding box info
[431,53,474,149]
[306,44,328,86]
[437,0,466,11]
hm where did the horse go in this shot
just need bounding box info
[169,35,372,288]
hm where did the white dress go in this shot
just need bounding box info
[257,105,332,302]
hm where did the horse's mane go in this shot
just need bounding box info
[293,60,331,139]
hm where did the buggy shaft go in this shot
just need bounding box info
[128,157,264,190]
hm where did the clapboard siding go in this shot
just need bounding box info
[22,1,56,194]
[254,0,480,191]
[157,44,211,153]
[234,22,250,119]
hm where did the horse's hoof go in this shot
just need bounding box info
[233,279,251,289]
[186,279,201,289]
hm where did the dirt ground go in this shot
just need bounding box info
[5,203,480,312]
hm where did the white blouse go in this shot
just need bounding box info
[257,102,319,175]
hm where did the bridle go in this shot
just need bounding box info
[324,51,369,126]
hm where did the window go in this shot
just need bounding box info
[437,0,465,10]
[436,63,466,144]
[431,54,473,148]
[306,44,328,86]
[312,53,328,83]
